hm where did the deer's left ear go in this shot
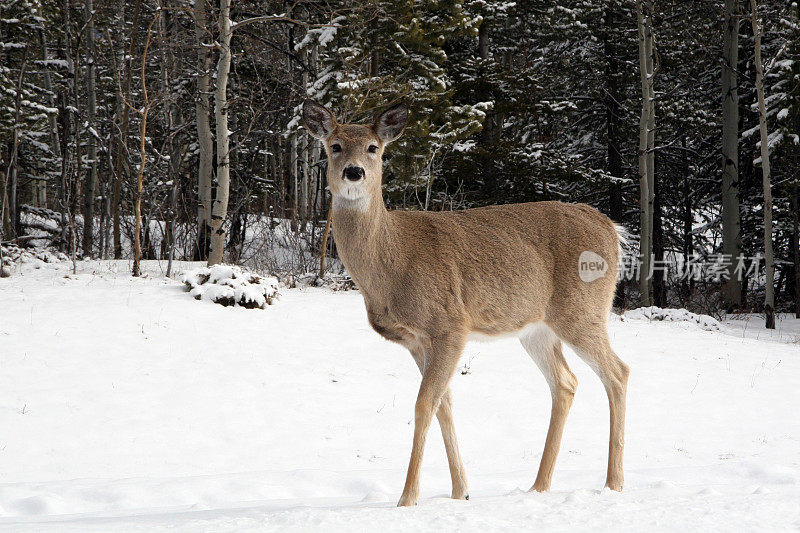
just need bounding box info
[373,102,408,143]
[302,99,337,140]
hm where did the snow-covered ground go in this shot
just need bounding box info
[1,260,799,531]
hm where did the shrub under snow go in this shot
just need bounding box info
[1,244,68,277]
[182,265,279,309]
[623,306,721,331]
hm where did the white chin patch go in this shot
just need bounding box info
[333,184,369,211]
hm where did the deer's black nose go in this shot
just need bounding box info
[343,165,365,182]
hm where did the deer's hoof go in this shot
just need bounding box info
[397,495,418,507]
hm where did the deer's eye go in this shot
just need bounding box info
[367,145,378,154]
[331,143,342,153]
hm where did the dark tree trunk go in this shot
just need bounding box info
[681,135,694,305]
[652,157,666,307]
[605,3,625,309]
[792,184,800,318]
[721,0,742,309]
[82,0,98,258]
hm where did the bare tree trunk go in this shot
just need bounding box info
[264,136,272,215]
[36,3,57,208]
[113,0,141,259]
[8,55,28,240]
[194,0,214,261]
[208,0,232,266]
[82,0,98,257]
[477,20,495,146]
[722,0,742,309]
[750,0,775,329]
[58,0,76,257]
[290,133,298,231]
[645,2,656,304]
[653,164,666,307]
[792,184,800,318]
[310,45,321,219]
[636,0,653,307]
[160,0,181,276]
[318,207,332,279]
[277,135,285,217]
[681,134,693,304]
[132,13,159,276]
[604,5,624,308]
[301,46,310,226]
[1,167,10,241]
[132,109,148,276]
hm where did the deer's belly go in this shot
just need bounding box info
[467,322,546,343]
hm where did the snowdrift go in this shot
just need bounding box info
[623,305,721,331]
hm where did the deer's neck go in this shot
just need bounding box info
[331,191,401,296]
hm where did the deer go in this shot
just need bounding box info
[302,99,630,507]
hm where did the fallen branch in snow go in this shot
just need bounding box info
[182,264,279,309]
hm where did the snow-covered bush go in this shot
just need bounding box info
[1,244,68,277]
[623,306,721,331]
[182,265,279,309]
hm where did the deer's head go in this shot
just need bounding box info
[302,100,407,208]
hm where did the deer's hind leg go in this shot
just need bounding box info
[549,319,629,491]
[520,323,578,492]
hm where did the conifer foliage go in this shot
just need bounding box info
[1,0,798,317]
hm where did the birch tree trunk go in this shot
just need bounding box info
[750,0,775,329]
[636,0,652,307]
[194,0,214,260]
[721,0,742,309]
[82,0,98,257]
[208,0,232,266]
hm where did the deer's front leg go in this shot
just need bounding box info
[398,334,465,507]
[409,349,468,501]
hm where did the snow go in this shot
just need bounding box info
[182,264,279,309]
[1,259,799,531]
[623,306,721,331]
[34,59,69,69]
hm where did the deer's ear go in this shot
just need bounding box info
[302,99,337,140]
[373,102,408,143]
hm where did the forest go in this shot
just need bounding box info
[1,0,799,325]
[3,2,800,528]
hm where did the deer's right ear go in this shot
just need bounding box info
[302,99,336,140]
